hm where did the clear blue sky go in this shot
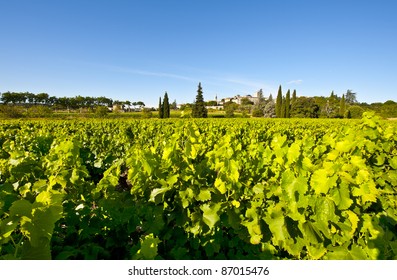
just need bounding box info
[1,0,396,107]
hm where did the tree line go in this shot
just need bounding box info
[0,91,145,111]
[176,83,377,119]
[2,85,396,119]
[221,86,397,119]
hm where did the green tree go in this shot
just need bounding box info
[263,100,276,118]
[192,82,207,118]
[97,96,112,107]
[180,103,193,110]
[251,89,265,116]
[163,92,170,118]
[0,92,23,104]
[136,101,145,109]
[281,97,286,118]
[224,101,239,117]
[240,97,254,106]
[345,89,357,104]
[276,85,283,118]
[95,106,109,117]
[251,108,263,117]
[48,96,58,106]
[205,100,218,106]
[348,105,364,118]
[36,93,49,104]
[378,100,397,118]
[324,91,340,118]
[285,89,291,118]
[171,99,177,110]
[292,89,297,104]
[25,92,35,104]
[75,95,86,112]
[290,97,320,118]
[339,94,346,117]
[158,97,163,118]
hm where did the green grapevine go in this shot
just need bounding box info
[0,112,396,259]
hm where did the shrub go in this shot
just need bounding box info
[225,107,235,118]
[0,105,24,119]
[348,105,365,119]
[142,108,153,118]
[95,106,109,117]
[252,108,264,117]
[26,105,53,118]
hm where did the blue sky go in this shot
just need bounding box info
[1,0,396,107]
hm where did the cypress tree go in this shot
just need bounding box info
[292,89,297,104]
[158,97,163,118]
[163,92,170,118]
[340,94,346,117]
[281,97,286,118]
[192,82,208,118]
[276,85,282,118]
[285,89,291,118]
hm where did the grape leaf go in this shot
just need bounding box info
[200,203,222,230]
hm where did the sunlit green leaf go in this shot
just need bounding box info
[197,189,211,201]
[200,203,222,230]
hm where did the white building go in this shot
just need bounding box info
[222,91,265,105]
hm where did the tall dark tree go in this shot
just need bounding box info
[276,85,283,118]
[192,82,207,118]
[136,101,145,109]
[345,89,357,104]
[0,92,14,104]
[281,97,286,118]
[0,92,28,104]
[163,92,170,118]
[26,92,35,104]
[251,89,265,116]
[285,89,291,118]
[48,96,58,106]
[36,93,49,104]
[339,94,346,117]
[292,89,297,104]
[158,97,163,118]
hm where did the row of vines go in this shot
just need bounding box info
[0,112,396,259]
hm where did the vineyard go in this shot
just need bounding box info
[0,112,396,260]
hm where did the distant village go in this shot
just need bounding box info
[177,91,266,110]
